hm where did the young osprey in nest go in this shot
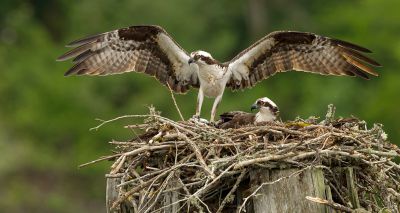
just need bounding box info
[217,97,279,129]
[57,25,381,122]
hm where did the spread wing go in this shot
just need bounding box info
[57,25,199,93]
[226,31,381,90]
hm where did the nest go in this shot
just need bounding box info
[86,105,400,213]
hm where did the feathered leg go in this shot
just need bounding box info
[210,94,223,122]
[195,89,204,118]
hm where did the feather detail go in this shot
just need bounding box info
[58,25,199,93]
[227,31,381,90]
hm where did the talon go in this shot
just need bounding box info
[192,114,200,120]
[209,121,217,127]
[189,115,209,125]
[198,118,209,124]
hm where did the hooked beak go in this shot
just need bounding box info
[274,109,280,117]
[250,103,259,112]
[188,58,194,65]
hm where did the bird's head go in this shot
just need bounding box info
[251,97,279,117]
[188,50,217,66]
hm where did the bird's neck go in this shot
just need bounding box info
[255,107,275,123]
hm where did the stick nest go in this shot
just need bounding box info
[87,105,400,213]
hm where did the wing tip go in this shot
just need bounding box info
[66,40,82,48]
[342,53,380,78]
[56,57,65,62]
[56,54,70,62]
[339,47,382,68]
[63,63,86,76]
[333,38,372,53]
[64,69,76,76]
[65,33,104,47]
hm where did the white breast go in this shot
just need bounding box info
[254,107,276,123]
[197,65,230,97]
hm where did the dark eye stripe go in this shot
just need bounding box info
[264,102,276,109]
[199,55,217,65]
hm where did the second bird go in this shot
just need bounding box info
[218,97,279,129]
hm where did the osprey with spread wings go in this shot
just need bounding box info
[57,25,381,122]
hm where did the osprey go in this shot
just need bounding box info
[218,97,279,129]
[57,25,381,122]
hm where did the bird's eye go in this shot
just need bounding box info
[194,55,200,60]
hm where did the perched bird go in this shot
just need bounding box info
[57,25,381,122]
[218,97,279,129]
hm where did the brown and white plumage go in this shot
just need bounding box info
[218,111,255,129]
[58,26,381,122]
[226,31,381,90]
[57,25,199,93]
[218,97,279,129]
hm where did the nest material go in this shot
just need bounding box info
[87,105,400,212]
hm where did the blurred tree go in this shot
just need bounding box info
[0,0,398,212]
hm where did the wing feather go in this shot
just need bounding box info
[227,31,381,90]
[57,25,199,93]
[218,111,255,129]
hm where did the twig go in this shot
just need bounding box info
[90,114,154,131]
[110,155,126,174]
[306,196,353,212]
[142,171,174,213]
[110,164,187,210]
[322,104,336,125]
[216,170,246,213]
[234,152,296,170]
[291,149,364,161]
[194,164,235,198]
[79,153,120,168]
[167,83,185,121]
[358,149,399,158]
[122,144,178,158]
[177,132,215,179]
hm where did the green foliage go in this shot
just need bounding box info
[0,0,398,212]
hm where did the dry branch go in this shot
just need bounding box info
[306,196,353,212]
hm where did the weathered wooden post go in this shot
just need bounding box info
[162,178,181,213]
[106,176,133,213]
[106,177,119,213]
[250,168,328,213]
[345,167,360,209]
[106,168,332,213]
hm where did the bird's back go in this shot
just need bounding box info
[218,111,254,129]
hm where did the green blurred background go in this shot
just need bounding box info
[1,0,399,212]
